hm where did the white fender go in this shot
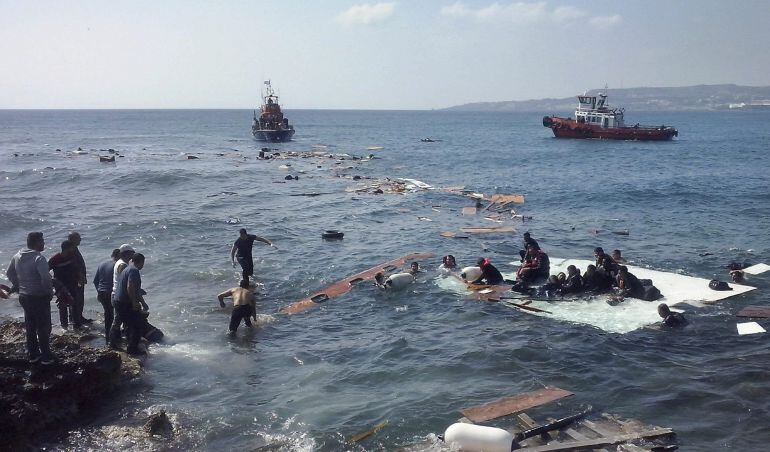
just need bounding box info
[444,423,514,452]
[460,266,482,282]
[386,273,415,289]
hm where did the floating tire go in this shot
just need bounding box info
[322,230,344,240]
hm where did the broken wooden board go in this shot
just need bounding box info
[462,207,478,215]
[460,387,574,423]
[737,306,770,318]
[522,428,674,451]
[440,231,469,239]
[487,194,525,206]
[281,253,435,315]
[460,226,516,234]
[743,263,770,275]
[510,411,675,451]
[347,420,388,444]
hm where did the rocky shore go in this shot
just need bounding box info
[0,321,142,450]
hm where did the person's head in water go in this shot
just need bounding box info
[111,248,120,261]
[594,247,605,257]
[239,279,250,289]
[523,232,531,239]
[730,270,745,283]
[611,249,622,261]
[618,265,628,275]
[567,265,579,276]
[658,303,671,319]
[239,228,248,239]
[442,255,456,268]
[61,240,75,257]
[374,272,385,285]
[477,257,490,267]
[410,262,420,274]
[131,253,145,270]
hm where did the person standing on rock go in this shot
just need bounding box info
[48,240,80,329]
[93,248,120,343]
[6,232,56,364]
[112,253,147,355]
[109,244,134,348]
[230,228,275,282]
[68,231,92,325]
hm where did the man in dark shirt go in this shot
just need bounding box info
[519,232,539,262]
[68,231,92,325]
[616,266,645,299]
[561,265,584,294]
[472,258,504,285]
[48,240,79,328]
[230,228,274,282]
[93,248,119,342]
[112,253,146,355]
[658,303,687,327]
[594,247,619,278]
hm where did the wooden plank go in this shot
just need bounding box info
[460,387,574,423]
[563,428,590,441]
[582,419,620,438]
[460,226,516,234]
[440,231,469,239]
[462,207,478,215]
[281,253,435,315]
[737,306,770,318]
[521,428,674,452]
[488,194,525,205]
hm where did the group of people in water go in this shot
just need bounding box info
[4,227,689,365]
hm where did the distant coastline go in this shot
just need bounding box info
[442,84,770,112]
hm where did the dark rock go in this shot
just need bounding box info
[0,321,140,450]
[186,155,199,160]
[284,175,293,180]
[144,410,173,437]
[353,175,362,180]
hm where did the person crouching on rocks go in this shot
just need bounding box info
[218,279,256,335]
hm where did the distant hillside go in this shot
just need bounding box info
[443,84,770,112]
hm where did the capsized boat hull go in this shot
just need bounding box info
[543,116,678,141]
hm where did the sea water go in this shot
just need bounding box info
[1,109,769,450]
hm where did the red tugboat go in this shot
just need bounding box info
[252,80,295,142]
[543,92,678,140]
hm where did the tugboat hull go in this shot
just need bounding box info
[543,116,677,141]
[252,128,295,142]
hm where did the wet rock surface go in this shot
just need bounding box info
[0,321,141,450]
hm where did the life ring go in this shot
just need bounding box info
[321,230,344,240]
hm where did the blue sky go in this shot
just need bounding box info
[1,0,768,109]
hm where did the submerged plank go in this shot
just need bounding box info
[281,253,435,315]
[522,428,674,451]
[460,226,516,234]
[743,263,770,275]
[462,207,478,215]
[460,387,574,423]
[737,306,770,318]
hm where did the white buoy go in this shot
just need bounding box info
[444,423,514,452]
[385,273,415,289]
[460,266,482,282]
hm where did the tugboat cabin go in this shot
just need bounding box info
[575,93,625,128]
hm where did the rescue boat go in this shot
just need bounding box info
[542,92,677,140]
[252,80,295,142]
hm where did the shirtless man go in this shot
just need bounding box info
[218,279,257,334]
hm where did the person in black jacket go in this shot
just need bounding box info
[616,266,645,299]
[561,265,584,294]
[472,258,504,285]
[519,232,540,262]
[658,303,687,327]
[594,247,619,278]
